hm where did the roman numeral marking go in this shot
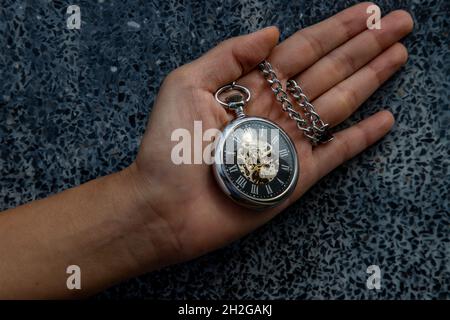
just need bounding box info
[265,184,273,194]
[236,176,247,188]
[281,164,290,171]
[233,134,241,144]
[276,177,284,185]
[271,135,279,145]
[228,165,239,173]
[251,184,259,195]
[279,149,288,158]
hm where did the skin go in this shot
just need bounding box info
[0,3,413,299]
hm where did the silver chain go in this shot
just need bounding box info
[259,60,333,145]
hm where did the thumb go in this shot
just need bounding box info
[187,26,280,91]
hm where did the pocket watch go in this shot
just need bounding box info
[213,82,299,209]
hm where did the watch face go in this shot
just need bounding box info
[219,118,297,203]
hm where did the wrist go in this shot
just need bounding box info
[0,162,178,298]
[110,163,183,274]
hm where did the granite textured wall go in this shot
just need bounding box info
[0,0,448,299]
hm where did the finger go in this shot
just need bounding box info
[312,110,395,179]
[186,27,279,91]
[313,42,408,127]
[292,10,413,100]
[268,2,374,80]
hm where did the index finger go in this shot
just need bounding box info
[269,2,377,79]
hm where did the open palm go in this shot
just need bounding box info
[133,3,413,266]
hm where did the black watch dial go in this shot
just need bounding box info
[223,119,296,201]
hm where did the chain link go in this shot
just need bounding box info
[259,60,333,145]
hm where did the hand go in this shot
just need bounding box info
[128,2,414,268]
[0,2,414,298]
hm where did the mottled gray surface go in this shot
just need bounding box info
[0,0,449,299]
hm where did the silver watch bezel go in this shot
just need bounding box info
[213,116,299,210]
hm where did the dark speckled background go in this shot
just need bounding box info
[0,0,449,299]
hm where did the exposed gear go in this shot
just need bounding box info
[237,130,279,185]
